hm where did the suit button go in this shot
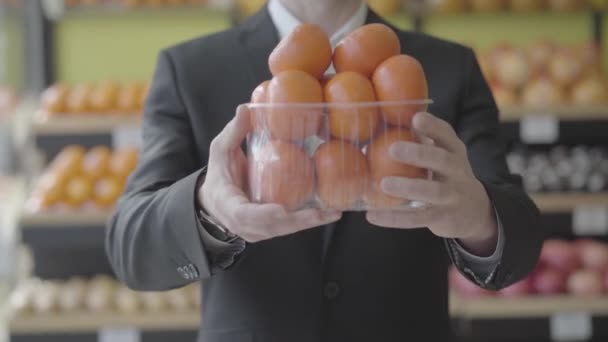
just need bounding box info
[324,282,340,299]
[177,267,189,280]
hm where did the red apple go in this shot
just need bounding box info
[579,240,608,272]
[532,267,567,295]
[540,239,581,273]
[567,269,604,296]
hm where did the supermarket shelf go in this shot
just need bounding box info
[9,311,200,334]
[20,210,110,228]
[500,105,608,122]
[531,192,608,214]
[451,294,608,319]
[62,7,228,18]
[31,114,141,135]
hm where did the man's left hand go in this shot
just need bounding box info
[366,112,498,257]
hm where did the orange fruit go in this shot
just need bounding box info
[82,146,112,181]
[64,176,94,208]
[315,140,369,209]
[372,54,428,127]
[117,82,144,113]
[325,71,379,142]
[250,80,270,132]
[251,80,269,104]
[269,23,332,79]
[94,176,125,208]
[249,140,314,211]
[66,84,94,114]
[51,145,86,177]
[334,23,401,78]
[265,70,323,141]
[90,80,120,112]
[110,148,138,179]
[35,172,68,208]
[366,128,426,208]
[41,83,69,114]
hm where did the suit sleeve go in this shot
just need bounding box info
[447,47,543,290]
[106,50,211,291]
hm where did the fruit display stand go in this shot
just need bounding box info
[7,278,201,342]
[450,294,608,342]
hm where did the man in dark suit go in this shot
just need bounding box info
[106,0,543,341]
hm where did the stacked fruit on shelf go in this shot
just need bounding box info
[476,39,607,109]
[507,145,608,193]
[431,0,594,13]
[26,145,138,213]
[39,81,149,117]
[64,0,208,8]
[10,275,200,316]
[451,238,608,297]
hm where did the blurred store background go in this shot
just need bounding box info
[1,0,608,341]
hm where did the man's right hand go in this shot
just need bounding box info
[199,105,342,243]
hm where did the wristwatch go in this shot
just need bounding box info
[197,205,240,242]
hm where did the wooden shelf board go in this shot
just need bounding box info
[531,192,608,213]
[500,105,608,122]
[20,211,111,228]
[32,114,141,135]
[451,294,608,319]
[9,311,200,334]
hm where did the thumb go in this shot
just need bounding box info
[215,104,251,152]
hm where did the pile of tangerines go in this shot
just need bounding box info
[249,23,430,211]
[28,146,138,212]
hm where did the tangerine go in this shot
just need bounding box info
[372,54,428,127]
[269,23,332,79]
[334,23,401,78]
[324,71,379,142]
[266,70,323,141]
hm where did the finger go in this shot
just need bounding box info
[412,112,466,155]
[389,141,457,175]
[380,177,451,204]
[213,104,251,152]
[273,209,342,234]
[366,209,436,229]
[232,202,289,226]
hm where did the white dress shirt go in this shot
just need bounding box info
[266,0,505,281]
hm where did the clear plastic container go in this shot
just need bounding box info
[247,100,433,211]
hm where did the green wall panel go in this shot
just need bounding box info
[55,9,231,83]
[424,12,591,49]
[0,10,25,90]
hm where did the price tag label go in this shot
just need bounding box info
[99,327,141,342]
[520,115,559,144]
[550,312,592,342]
[573,206,608,236]
[112,125,142,150]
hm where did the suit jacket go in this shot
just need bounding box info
[106,7,543,342]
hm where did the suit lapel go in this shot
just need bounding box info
[238,6,278,86]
